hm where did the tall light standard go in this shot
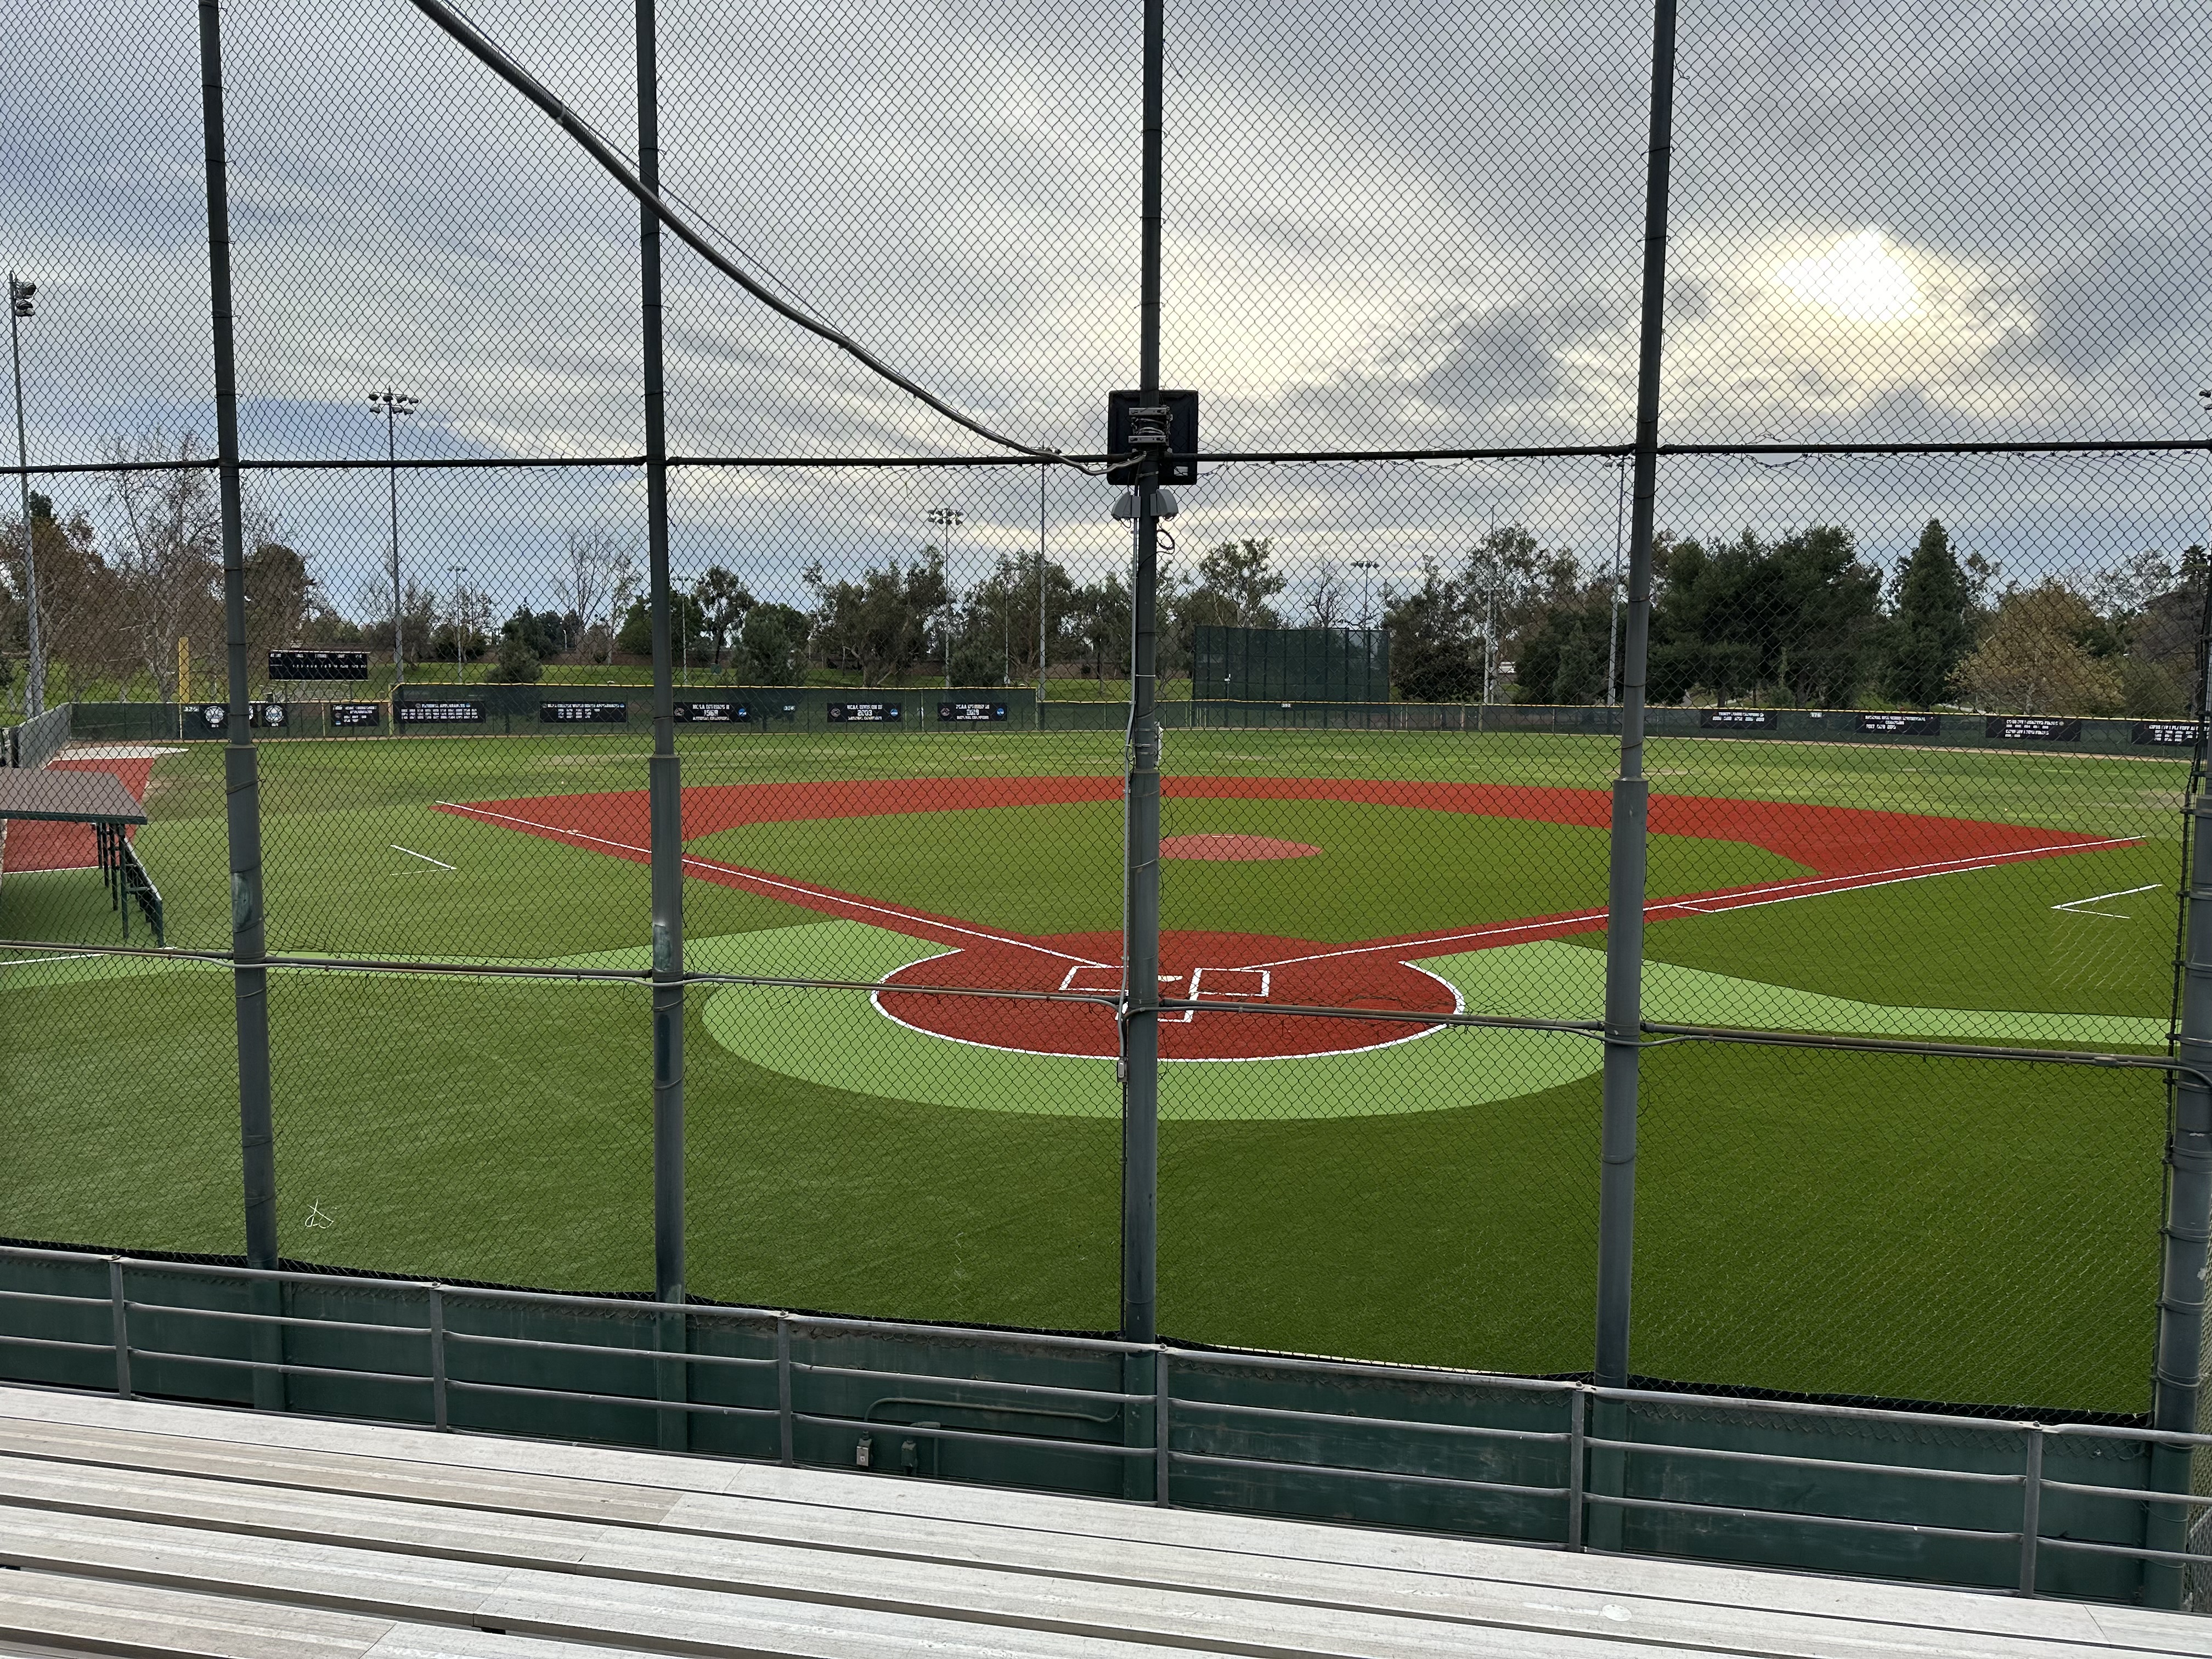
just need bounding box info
[926,505,963,688]
[368,388,418,684]
[9,274,42,717]
[448,562,468,682]
[1351,559,1379,628]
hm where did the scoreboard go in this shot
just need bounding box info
[397,701,486,724]
[1856,712,1941,735]
[1985,715,2080,742]
[268,648,369,680]
[540,701,630,724]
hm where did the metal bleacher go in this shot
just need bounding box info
[0,1385,2203,1658]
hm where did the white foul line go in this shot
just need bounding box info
[391,844,456,871]
[2052,882,2160,918]
[437,800,1113,969]
[1245,836,2143,968]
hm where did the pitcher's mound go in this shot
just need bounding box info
[1161,834,1320,861]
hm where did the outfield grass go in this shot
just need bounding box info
[0,725,2183,1413]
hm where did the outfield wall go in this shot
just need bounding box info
[63,695,2198,757]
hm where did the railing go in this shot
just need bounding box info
[0,1241,2194,1609]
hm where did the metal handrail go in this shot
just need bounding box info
[3,1244,2211,1605]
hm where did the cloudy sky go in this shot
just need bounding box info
[10,0,2212,616]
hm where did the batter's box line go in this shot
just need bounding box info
[1058,963,1270,1022]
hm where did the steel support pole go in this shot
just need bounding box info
[1590,0,1677,1551]
[2148,616,2212,1609]
[637,0,688,1454]
[1121,0,1165,1352]
[201,0,283,1414]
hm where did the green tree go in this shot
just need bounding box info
[806,555,946,685]
[733,602,808,684]
[1950,581,2123,715]
[1881,520,1973,707]
[1512,583,1614,704]
[694,566,754,670]
[1648,526,1882,707]
[486,633,544,682]
[615,590,708,660]
[1383,559,1480,702]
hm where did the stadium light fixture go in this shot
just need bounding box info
[8,272,44,717]
[368,388,419,682]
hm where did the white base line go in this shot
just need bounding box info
[391,844,456,871]
[2052,882,2160,918]
[1247,836,2142,968]
[437,800,1113,969]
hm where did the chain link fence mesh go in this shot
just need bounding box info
[2,0,2206,1418]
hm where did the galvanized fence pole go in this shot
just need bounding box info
[1589,0,1678,1550]
[199,0,286,1415]
[2148,602,2212,1609]
[2017,1424,2043,1596]
[638,0,689,1454]
[1120,0,1165,1351]
[107,1258,132,1399]
[427,1283,449,1431]
[776,1314,794,1465]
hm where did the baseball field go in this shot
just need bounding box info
[0,725,2180,1414]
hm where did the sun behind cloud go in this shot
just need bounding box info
[1774,229,1923,323]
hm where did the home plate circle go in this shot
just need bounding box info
[873,931,1459,1060]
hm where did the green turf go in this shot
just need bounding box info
[0,726,2186,1413]
[686,799,1808,942]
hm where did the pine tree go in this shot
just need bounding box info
[1882,519,1972,708]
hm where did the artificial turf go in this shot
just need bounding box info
[0,725,2185,1413]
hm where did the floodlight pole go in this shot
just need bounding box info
[369,389,415,683]
[928,506,962,686]
[8,274,43,719]
[1353,560,1378,630]
[199,0,282,1415]
[1590,0,1678,1549]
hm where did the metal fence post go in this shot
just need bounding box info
[427,1283,448,1431]
[1154,1345,1171,1507]
[776,1314,794,1466]
[1565,1385,1585,1550]
[1119,0,1166,1357]
[1594,0,1679,1401]
[2017,1424,2043,1597]
[1588,0,1676,1558]
[637,0,689,1458]
[107,1258,132,1399]
[2149,605,2212,1610]
[199,6,283,1419]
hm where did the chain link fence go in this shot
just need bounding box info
[4,0,2209,1434]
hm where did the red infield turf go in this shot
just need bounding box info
[443,777,2132,1062]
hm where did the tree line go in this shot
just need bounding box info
[7,450,2202,716]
